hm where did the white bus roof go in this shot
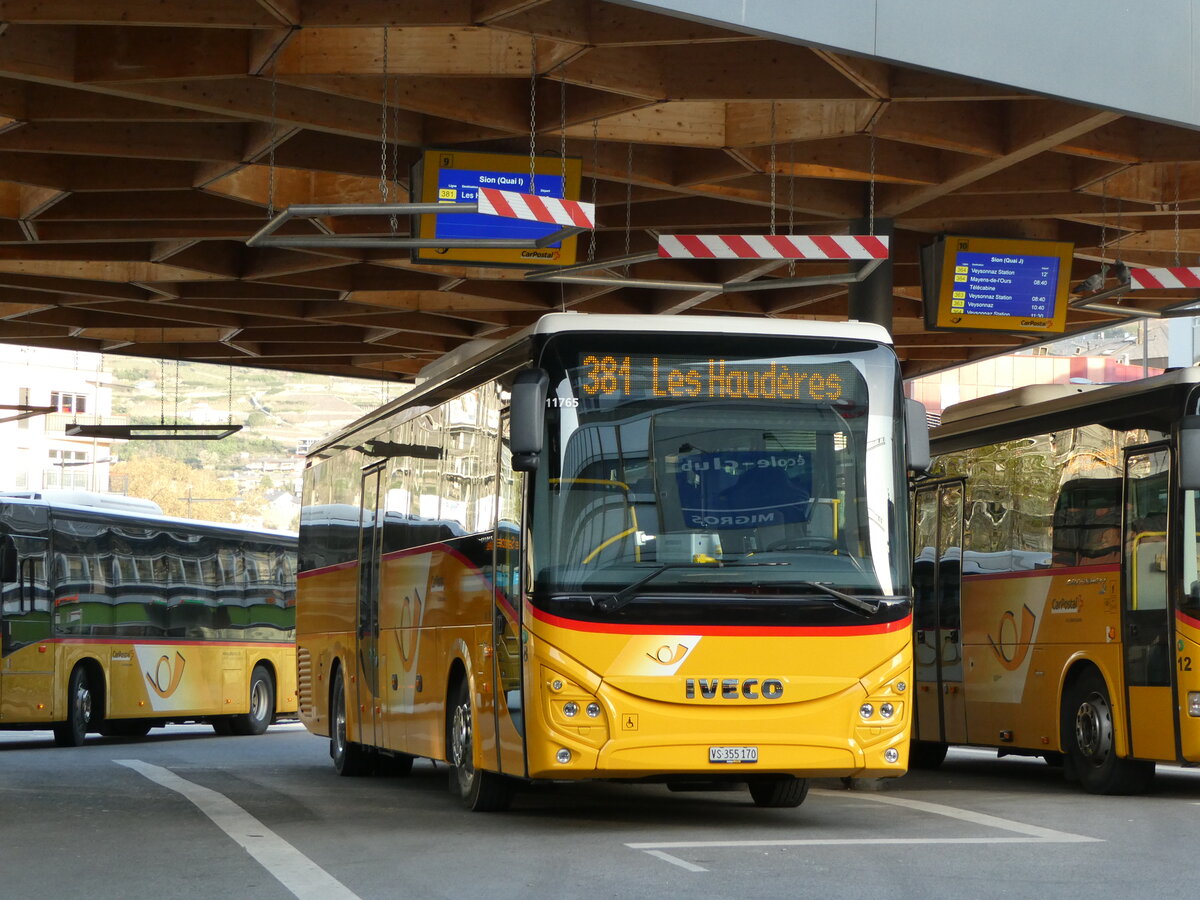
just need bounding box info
[418,312,893,382]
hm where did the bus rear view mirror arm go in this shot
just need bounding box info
[511,368,549,472]
[906,399,931,473]
[1181,416,1200,490]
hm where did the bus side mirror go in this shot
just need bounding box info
[905,399,931,473]
[1181,416,1200,490]
[511,368,549,472]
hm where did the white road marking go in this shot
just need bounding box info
[116,759,359,900]
[812,789,1100,842]
[643,850,708,872]
[629,787,1100,870]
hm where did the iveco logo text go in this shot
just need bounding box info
[685,678,784,700]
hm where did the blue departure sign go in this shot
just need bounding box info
[410,149,583,268]
[432,169,565,244]
[924,236,1073,333]
[950,251,1059,318]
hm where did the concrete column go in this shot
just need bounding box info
[847,217,895,334]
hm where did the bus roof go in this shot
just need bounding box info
[931,367,1200,453]
[0,491,296,541]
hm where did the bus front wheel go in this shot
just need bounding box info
[231,665,274,736]
[1062,670,1154,795]
[53,666,98,747]
[330,668,373,776]
[748,776,809,808]
[447,679,513,811]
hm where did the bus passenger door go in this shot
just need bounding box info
[492,414,527,776]
[0,535,52,723]
[1122,448,1175,761]
[911,480,967,746]
[356,466,384,750]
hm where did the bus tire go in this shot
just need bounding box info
[231,665,274,736]
[909,740,949,769]
[53,666,99,747]
[331,667,373,776]
[447,679,513,811]
[1063,670,1155,795]
[748,776,809,808]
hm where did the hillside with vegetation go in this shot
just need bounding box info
[104,358,398,531]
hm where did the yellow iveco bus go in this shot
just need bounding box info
[0,491,297,745]
[298,313,927,810]
[912,369,1200,793]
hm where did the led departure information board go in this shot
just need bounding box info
[922,236,1074,333]
[566,354,864,410]
[410,149,582,268]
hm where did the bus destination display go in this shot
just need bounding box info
[923,236,1073,334]
[566,354,862,408]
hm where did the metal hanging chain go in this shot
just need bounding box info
[267,61,279,218]
[624,141,633,275]
[769,101,777,235]
[868,128,877,237]
[389,48,402,232]
[227,366,234,425]
[379,25,391,206]
[788,134,796,276]
[529,34,538,195]
[174,360,180,425]
[559,74,567,195]
[1171,160,1180,266]
[1099,178,1109,264]
[159,340,166,426]
[589,118,599,263]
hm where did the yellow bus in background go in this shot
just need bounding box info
[298,314,927,810]
[913,369,1200,793]
[0,491,297,744]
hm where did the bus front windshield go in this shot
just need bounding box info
[529,335,910,618]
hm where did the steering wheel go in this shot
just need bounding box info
[766,536,838,553]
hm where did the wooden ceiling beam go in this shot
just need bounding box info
[880,102,1122,216]
[2,2,291,28]
[0,122,246,161]
[277,27,576,78]
[76,28,251,82]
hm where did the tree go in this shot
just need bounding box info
[109,456,242,522]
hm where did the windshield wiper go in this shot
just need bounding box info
[797,581,879,617]
[594,561,790,613]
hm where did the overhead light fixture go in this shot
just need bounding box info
[64,424,243,441]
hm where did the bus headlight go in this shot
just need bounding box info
[563,701,579,717]
[1189,692,1200,717]
[586,702,601,718]
[880,702,894,719]
[860,703,874,719]
[556,748,572,764]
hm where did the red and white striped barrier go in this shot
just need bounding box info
[658,234,889,260]
[1129,266,1200,290]
[477,188,595,229]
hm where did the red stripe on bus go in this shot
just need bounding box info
[1178,609,1200,631]
[38,638,289,648]
[297,559,359,579]
[529,605,911,637]
[960,563,1120,582]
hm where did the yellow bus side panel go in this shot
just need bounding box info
[1176,614,1200,762]
[959,568,1122,753]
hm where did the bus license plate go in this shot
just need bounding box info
[709,746,758,764]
